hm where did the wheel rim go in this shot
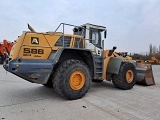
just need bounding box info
[126,70,134,83]
[69,70,85,90]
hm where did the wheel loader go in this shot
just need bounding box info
[3,23,155,100]
[145,56,160,65]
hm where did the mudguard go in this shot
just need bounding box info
[107,57,124,74]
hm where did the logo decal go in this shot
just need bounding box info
[31,37,39,44]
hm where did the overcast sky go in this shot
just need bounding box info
[0,0,160,53]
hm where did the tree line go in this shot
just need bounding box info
[149,44,160,54]
[131,44,160,60]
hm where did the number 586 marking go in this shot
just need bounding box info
[24,48,44,54]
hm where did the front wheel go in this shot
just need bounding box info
[112,62,136,90]
[53,59,91,100]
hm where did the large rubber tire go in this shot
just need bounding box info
[53,59,91,100]
[112,62,136,90]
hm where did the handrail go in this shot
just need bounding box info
[52,23,87,48]
[51,23,103,49]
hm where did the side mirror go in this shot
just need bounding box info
[104,30,107,38]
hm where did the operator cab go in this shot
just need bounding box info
[73,23,106,55]
[82,23,106,49]
[81,23,106,55]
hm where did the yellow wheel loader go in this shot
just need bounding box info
[3,23,155,100]
[145,56,160,65]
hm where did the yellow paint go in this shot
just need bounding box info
[102,50,119,80]
[9,32,84,60]
[126,70,134,83]
[69,70,85,90]
[102,50,111,80]
[10,33,25,59]
[70,36,84,48]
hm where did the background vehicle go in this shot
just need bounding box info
[3,23,155,100]
[0,39,13,64]
[145,56,160,64]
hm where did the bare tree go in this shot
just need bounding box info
[152,45,158,53]
[149,44,152,54]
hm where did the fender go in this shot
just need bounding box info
[49,48,93,62]
[49,48,95,78]
[107,57,124,74]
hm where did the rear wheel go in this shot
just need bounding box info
[112,62,136,90]
[53,59,91,100]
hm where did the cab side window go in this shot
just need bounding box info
[89,29,101,48]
